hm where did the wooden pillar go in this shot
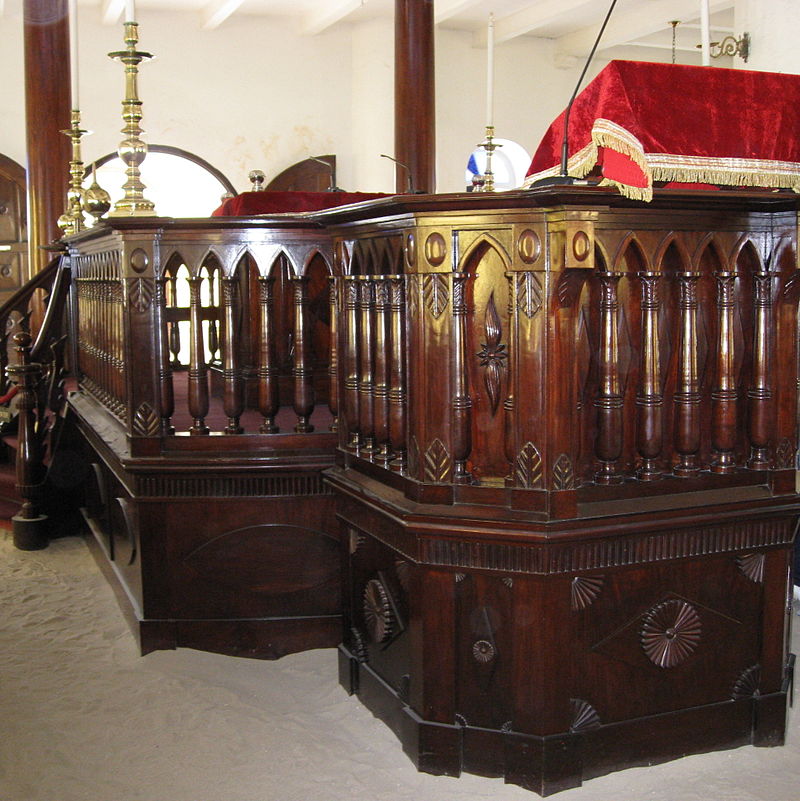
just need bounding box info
[395,0,435,194]
[24,0,72,278]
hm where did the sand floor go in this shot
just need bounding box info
[1,529,798,801]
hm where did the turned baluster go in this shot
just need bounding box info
[327,276,340,432]
[207,270,220,364]
[187,275,209,435]
[358,277,376,453]
[373,278,392,462]
[7,332,47,550]
[291,275,315,433]
[674,272,702,476]
[711,271,737,473]
[636,272,664,480]
[257,276,279,433]
[747,271,774,469]
[343,276,361,449]
[167,273,181,368]
[221,276,244,434]
[155,276,175,434]
[594,271,624,484]
[388,276,407,472]
[452,273,473,482]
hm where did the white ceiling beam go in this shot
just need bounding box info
[434,0,483,25]
[557,0,734,57]
[473,0,594,48]
[201,0,244,30]
[302,0,365,36]
[101,0,125,25]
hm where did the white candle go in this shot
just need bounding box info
[700,0,711,66]
[125,0,136,23]
[486,13,495,128]
[69,0,79,109]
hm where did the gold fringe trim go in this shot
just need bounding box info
[525,118,800,200]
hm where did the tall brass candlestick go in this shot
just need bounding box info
[107,21,156,217]
[478,125,500,193]
[57,109,87,235]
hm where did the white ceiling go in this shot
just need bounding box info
[57,0,738,63]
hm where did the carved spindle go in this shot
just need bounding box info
[343,276,361,449]
[711,271,737,473]
[187,275,209,435]
[257,276,279,433]
[327,276,340,432]
[452,273,473,482]
[594,272,624,484]
[636,272,663,480]
[358,277,376,453]
[7,333,47,550]
[167,273,181,368]
[388,276,407,472]
[207,271,220,364]
[674,272,702,476]
[155,276,175,434]
[373,279,392,462]
[292,276,315,433]
[221,276,244,434]
[747,271,774,469]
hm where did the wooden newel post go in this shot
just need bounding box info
[8,332,48,550]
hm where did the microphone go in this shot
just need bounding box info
[309,156,343,191]
[530,0,618,188]
[380,154,414,193]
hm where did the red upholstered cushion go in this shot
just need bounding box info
[212,191,389,217]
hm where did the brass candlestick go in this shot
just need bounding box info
[478,125,501,193]
[57,109,88,235]
[107,21,156,217]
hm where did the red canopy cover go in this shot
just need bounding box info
[525,60,800,200]
[212,191,388,216]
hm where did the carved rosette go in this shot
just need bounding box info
[570,699,601,733]
[736,552,766,583]
[477,292,507,416]
[571,576,604,611]
[363,578,395,644]
[640,600,702,668]
[472,639,496,664]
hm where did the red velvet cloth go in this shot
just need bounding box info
[525,60,800,199]
[212,191,389,216]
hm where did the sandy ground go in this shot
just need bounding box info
[1,529,798,801]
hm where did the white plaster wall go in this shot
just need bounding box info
[735,0,800,74]
[0,9,27,168]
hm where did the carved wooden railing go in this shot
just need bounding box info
[329,193,800,518]
[0,254,72,549]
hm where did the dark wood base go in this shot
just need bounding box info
[340,646,795,795]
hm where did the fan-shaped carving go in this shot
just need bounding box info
[737,552,766,583]
[732,664,761,699]
[553,453,575,490]
[363,578,395,643]
[424,438,451,483]
[571,576,604,610]
[472,639,496,664]
[640,600,702,668]
[570,699,601,732]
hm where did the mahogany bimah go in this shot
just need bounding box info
[57,187,796,794]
